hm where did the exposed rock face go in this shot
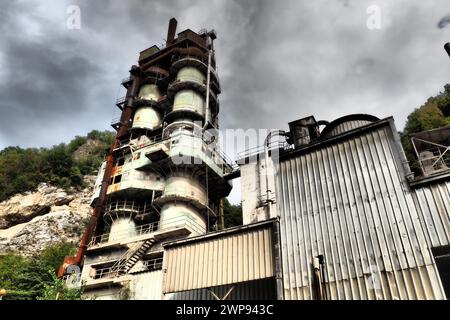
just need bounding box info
[73,139,104,161]
[0,177,95,256]
[0,184,74,229]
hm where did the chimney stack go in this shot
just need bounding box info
[166,18,178,45]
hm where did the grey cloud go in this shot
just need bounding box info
[0,0,450,153]
[438,15,450,29]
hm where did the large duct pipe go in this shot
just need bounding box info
[203,48,212,130]
[58,69,141,277]
[263,130,288,203]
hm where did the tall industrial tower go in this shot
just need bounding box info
[59,18,235,298]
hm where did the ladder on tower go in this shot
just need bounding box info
[109,238,156,277]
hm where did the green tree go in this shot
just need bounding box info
[0,243,77,300]
[401,83,450,176]
[37,271,85,300]
[67,136,87,153]
[223,198,243,228]
[0,129,115,202]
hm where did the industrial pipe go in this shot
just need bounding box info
[58,72,141,278]
[166,18,178,46]
[263,130,288,204]
[313,257,324,300]
[203,36,213,130]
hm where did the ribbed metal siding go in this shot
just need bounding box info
[131,270,163,300]
[412,182,450,247]
[325,120,373,138]
[165,278,276,300]
[163,227,274,293]
[276,126,447,300]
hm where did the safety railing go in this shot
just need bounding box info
[121,77,132,84]
[102,200,154,221]
[111,117,122,126]
[91,257,164,281]
[236,140,293,163]
[89,215,205,247]
[112,130,235,175]
[116,96,127,105]
[89,221,159,246]
[418,147,450,175]
[104,200,143,214]
[168,130,235,174]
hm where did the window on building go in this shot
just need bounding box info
[110,175,122,185]
[432,245,450,298]
[117,158,125,166]
[142,253,164,272]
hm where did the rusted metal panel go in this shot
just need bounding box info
[276,125,448,300]
[162,224,274,293]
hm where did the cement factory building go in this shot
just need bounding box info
[61,19,450,300]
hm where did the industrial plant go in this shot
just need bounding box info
[58,19,450,300]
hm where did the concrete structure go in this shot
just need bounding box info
[74,19,245,299]
[238,114,450,300]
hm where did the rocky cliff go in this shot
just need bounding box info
[0,176,94,256]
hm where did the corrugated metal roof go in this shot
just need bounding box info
[320,114,379,139]
[162,221,275,293]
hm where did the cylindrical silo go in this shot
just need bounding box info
[132,84,162,130]
[172,90,205,116]
[132,106,162,130]
[139,84,161,101]
[176,66,206,85]
[109,218,137,242]
[158,175,207,236]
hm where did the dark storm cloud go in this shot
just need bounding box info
[0,0,105,147]
[438,15,450,29]
[0,0,450,151]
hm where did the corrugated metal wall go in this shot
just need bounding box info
[163,226,274,293]
[276,125,448,300]
[165,278,276,300]
[127,267,276,300]
[412,182,450,248]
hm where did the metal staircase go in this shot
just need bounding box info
[110,238,156,277]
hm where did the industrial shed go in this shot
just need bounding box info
[239,114,450,300]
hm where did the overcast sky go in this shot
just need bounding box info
[1,0,450,202]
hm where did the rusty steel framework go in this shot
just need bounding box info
[410,126,450,178]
